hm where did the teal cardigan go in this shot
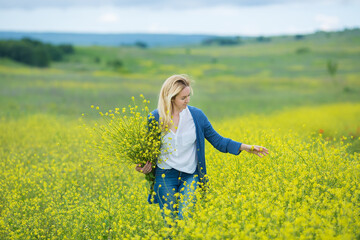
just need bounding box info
[148,105,242,204]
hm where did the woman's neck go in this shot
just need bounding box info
[172,106,182,116]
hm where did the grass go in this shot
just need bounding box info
[0,29,360,239]
[1,29,359,121]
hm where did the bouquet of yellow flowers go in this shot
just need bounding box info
[90,95,162,189]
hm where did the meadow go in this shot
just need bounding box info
[0,29,360,239]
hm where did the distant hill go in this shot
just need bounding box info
[0,31,220,47]
[1,29,358,48]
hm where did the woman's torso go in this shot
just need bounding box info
[157,107,197,174]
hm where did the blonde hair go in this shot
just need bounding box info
[158,74,192,131]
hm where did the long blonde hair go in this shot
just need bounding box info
[158,74,192,131]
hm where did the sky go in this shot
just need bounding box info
[0,0,359,36]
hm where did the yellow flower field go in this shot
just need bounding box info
[0,103,359,239]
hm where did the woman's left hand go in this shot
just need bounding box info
[241,144,269,157]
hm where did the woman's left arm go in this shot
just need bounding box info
[202,111,244,155]
[240,144,269,158]
[202,111,268,157]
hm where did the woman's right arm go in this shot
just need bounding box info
[135,110,158,174]
[135,161,152,174]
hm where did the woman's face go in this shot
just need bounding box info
[172,86,191,112]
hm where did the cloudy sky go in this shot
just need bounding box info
[0,0,359,36]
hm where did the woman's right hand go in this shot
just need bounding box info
[135,161,152,174]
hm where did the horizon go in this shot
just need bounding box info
[1,27,357,38]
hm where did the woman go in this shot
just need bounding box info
[136,74,269,221]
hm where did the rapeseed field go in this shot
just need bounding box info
[1,103,359,239]
[1,30,360,239]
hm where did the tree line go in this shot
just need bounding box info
[201,36,273,46]
[0,38,74,67]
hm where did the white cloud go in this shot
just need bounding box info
[0,2,358,36]
[99,13,119,23]
[146,24,167,33]
[1,0,354,9]
[315,14,340,31]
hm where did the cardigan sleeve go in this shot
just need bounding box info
[201,110,242,155]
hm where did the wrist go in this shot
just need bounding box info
[240,144,250,151]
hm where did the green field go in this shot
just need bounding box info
[1,29,360,120]
[1,29,360,239]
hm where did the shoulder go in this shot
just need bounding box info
[150,109,159,116]
[149,109,159,121]
[188,105,207,120]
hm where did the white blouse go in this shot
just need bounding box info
[157,106,197,174]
